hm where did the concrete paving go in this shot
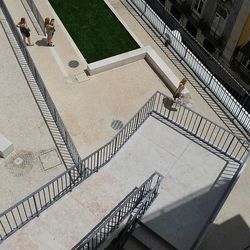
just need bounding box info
[0,24,64,212]
[0,0,249,249]
[4,0,228,158]
[0,117,227,249]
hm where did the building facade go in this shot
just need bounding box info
[162,0,250,87]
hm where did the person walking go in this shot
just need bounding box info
[16,17,33,46]
[44,17,55,46]
[173,78,188,101]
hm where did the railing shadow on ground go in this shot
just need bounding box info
[1,0,249,246]
[124,0,250,138]
[0,0,81,171]
[120,0,249,141]
[0,91,249,244]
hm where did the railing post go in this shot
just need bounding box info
[32,195,39,217]
[135,112,140,129]
[96,151,100,171]
[141,2,147,17]
[195,117,203,135]
[114,136,118,153]
[181,46,188,62]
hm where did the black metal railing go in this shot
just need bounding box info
[0,92,155,243]
[109,181,162,249]
[81,93,155,177]
[0,0,81,166]
[0,162,85,242]
[0,91,248,243]
[127,0,250,136]
[191,150,250,249]
[153,92,250,163]
[71,172,163,250]
[26,0,45,35]
[1,0,249,247]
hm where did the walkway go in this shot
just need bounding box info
[0,20,64,212]
[4,0,229,158]
[1,117,228,249]
[1,0,249,248]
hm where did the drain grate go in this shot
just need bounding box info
[68,60,79,68]
[111,120,123,130]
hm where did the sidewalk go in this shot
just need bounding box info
[4,0,228,157]
[1,117,227,250]
[0,20,64,212]
[2,0,250,249]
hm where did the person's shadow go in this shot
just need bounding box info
[35,38,48,46]
[163,97,178,111]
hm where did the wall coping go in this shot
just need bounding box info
[87,46,189,96]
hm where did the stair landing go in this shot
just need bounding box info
[1,117,228,250]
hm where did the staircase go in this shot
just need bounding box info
[123,222,177,250]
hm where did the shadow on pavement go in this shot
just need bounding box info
[198,214,250,250]
[35,38,48,46]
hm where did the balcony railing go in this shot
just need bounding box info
[71,172,163,250]
[0,91,249,244]
[127,0,250,137]
[0,0,81,168]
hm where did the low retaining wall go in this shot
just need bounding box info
[87,46,189,96]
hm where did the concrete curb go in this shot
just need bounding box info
[87,45,190,95]
[0,133,14,158]
[104,0,143,48]
[40,0,87,65]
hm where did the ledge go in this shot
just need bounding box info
[0,133,14,158]
[87,46,189,96]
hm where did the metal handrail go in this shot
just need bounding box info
[0,0,81,166]
[191,150,250,249]
[26,0,45,35]
[127,0,250,136]
[72,172,163,250]
[153,92,250,163]
[0,91,155,242]
[110,182,163,249]
[0,0,249,246]
[0,90,249,243]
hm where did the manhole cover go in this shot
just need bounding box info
[39,149,61,170]
[111,120,123,131]
[68,60,79,68]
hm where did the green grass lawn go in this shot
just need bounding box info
[49,0,139,63]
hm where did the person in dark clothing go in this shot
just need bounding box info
[16,17,33,46]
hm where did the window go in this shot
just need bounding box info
[203,39,216,54]
[170,5,181,20]
[241,56,250,71]
[186,21,197,37]
[193,0,206,16]
[211,5,227,36]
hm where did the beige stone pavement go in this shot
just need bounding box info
[0,20,64,212]
[0,117,227,250]
[1,0,250,249]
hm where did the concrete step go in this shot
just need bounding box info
[123,235,151,250]
[131,222,177,250]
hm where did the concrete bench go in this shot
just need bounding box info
[87,46,189,97]
[144,46,189,97]
[0,133,14,158]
